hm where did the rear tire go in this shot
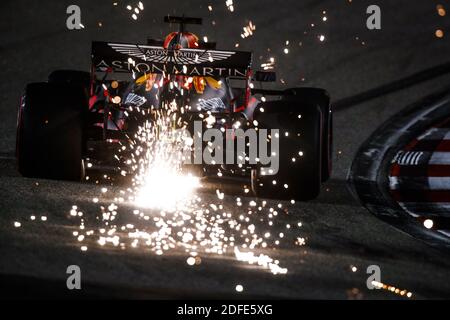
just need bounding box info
[251,94,323,201]
[16,82,87,180]
[283,88,332,182]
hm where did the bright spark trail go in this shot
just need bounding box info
[61,75,300,275]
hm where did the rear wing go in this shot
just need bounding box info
[91,41,252,78]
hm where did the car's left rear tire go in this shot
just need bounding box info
[16,82,87,180]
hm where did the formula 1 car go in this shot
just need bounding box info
[16,16,332,201]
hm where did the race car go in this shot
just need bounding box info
[16,16,332,201]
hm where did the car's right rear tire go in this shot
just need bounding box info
[251,95,323,201]
[16,82,87,181]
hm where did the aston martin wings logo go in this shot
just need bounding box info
[108,43,235,65]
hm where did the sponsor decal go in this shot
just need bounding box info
[196,98,227,112]
[108,43,235,64]
[94,59,247,77]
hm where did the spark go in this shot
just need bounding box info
[128,2,144,20]
[133,162,200,210]
[261,57,275,70]
[423,219,433,229]
[296,237,306,246]
[241,21,256,39]
[234,248,287,274]
[226,0,234,12]
[371,281,413,299]
[112,96,122,104]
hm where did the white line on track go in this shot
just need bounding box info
[389,176,450,190]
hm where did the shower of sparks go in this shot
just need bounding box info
[52,70,310,276]
[234,247,287,274]
[371,281,413,299]
[241,21,256,39]
[55,69,305,275]
[131,130,201,210]
[10,2,317,282]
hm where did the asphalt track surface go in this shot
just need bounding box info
[1,0,450,299]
